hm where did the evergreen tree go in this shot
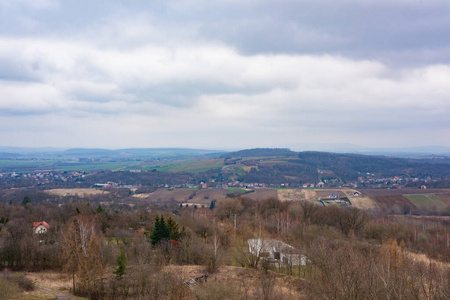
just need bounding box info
[150,215,181,245]
[150,215,170,245]
[209,200,215,210]
[22,196,30,206]
[167,216,180,240]
[113,250,127,278]
[96,205,104,214]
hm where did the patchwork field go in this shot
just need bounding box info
[404,194,448,211]
[371,195,418,213]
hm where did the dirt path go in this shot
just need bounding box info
[25,272,83,300]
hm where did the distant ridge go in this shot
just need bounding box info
[220,148,297,159]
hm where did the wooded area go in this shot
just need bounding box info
[0,191,449,299]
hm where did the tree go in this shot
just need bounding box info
[209,200,215,210]
[96,205,104,214]
[167,216,180,240]
[61,214,104,297]
[150,215,170,246]
[22,196,30,207]
[113,250,127,278]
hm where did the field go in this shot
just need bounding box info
[362,188,450,196]
[243,188,278,200]
[371,195,417,213]
[278,189,310,202]
[157,159,224,172]
[404,194,448,211]
[0,159,148,173]
[144,188,195,203]
[191,188,229,205]
[133,188,229,205]
[46,188,109,197]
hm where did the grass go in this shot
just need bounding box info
[404,194,447,210]
[162,159,224,173]
[226,188,247,195]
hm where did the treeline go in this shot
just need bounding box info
[0,194,449,299]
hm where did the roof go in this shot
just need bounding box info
[33,221,50,230]
[248,238,296,254]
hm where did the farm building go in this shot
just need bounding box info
[33,221,50,234]
[248,238,308,266]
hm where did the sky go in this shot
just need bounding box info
[0,0,449,151]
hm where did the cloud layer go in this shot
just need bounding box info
[0,0,449,150]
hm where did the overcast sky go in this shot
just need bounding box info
[1,0,449,151]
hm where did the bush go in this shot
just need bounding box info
[0,270,34,297]
[14,275,35,291]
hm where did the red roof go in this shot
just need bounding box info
[33,221,50,230]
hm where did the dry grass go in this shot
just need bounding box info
[20,271,80,299]
[45,188,108,197]
[244,189,278,200]
[25,272,72,292]
[339,189,378,210]
[132,193,152,198]
[278,189,317,202]
[165,265,304,299]
[278,189,304,202]
[348,196,378,210]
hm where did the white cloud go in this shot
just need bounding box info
[0,1,449,149]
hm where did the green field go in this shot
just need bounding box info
[159,159,224,173]
[404,194,447,210]
[226,188,248,195]
[0,159,148,173]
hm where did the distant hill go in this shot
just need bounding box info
[218,149,450,184]
[220,148,297,159]
[0,147,225,159]
[296,151,450,180]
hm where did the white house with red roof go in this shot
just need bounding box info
[33,221,50,234]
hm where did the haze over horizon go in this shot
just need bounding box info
[1,1,449,150]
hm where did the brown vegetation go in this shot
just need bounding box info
[0,188,449,299]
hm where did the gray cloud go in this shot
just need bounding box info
[0,0,449,149]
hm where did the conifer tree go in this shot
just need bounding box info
[113,250,127,278]
[150,215,181,245]
[167,216,180,240]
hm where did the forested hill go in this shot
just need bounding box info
[219,149,450,182]
[220,148,297,158]
[296,151,450,180]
